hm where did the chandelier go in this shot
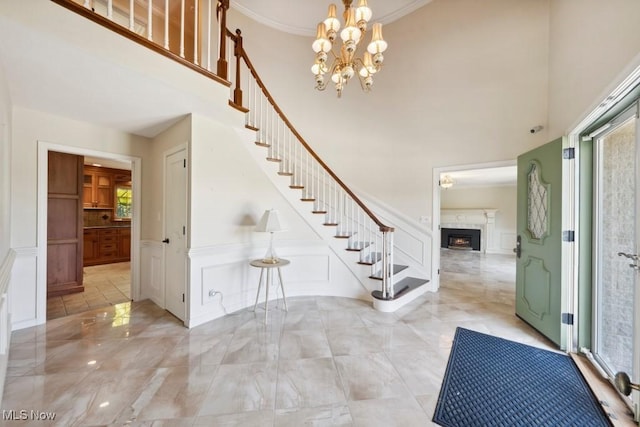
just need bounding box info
[311,0,388,97]
[440,175,454,189]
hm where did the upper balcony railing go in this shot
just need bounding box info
[50,0,399,299]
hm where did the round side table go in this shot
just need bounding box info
[249,258,290,323]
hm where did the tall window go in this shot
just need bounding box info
[114,184,132,220]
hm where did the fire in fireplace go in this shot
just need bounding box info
[448,235,473,250]
[441,228,481,251]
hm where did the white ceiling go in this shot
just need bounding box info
[231,0,433,36]
[441,166,517,188]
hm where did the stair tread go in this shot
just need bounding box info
[266,157,282,162]
[323,222,338,226]
[290,185,304,189]
[346,241,371,251]
[245,124,259,131]
[312,210,328,214]
[255,141,270,147]
[369,264,409,280]
[334,233,354,239]
[301,198,316,202]
[358,252,382,265]
[371,277,430,301]
[278,172,294,176]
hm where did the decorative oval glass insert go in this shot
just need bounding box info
[527,163,548,240]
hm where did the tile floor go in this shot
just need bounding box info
[4,250,558,426]
[46,262,131,320]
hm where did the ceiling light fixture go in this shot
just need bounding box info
[312,0,388,98]
[440,175,454,189]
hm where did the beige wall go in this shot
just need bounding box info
[11,107,151,248]
[441,185,517,252]
[189,114,317,248]
[547,0,640,138]
[228,0,551,225]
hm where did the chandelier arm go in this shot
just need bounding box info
[355,69,369,91]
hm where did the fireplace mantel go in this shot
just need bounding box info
[440,209,498,253]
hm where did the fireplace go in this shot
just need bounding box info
[441,228,481,251]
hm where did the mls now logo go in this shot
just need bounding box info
[2,410,56,421]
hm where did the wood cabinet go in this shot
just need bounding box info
[83,166,114,208]
[119,228,131,259]
[83,227,131,266]
[83,229,100,263]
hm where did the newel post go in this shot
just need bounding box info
[233,28,243,107]
[216,0,229,79]
[381,229,394,299]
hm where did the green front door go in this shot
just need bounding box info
[515,138,564,347]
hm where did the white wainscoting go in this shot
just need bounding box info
[367,201,433,279]
[186,240,368,328]
[10,247,39,330]
[0,249,16,400]
[140,240,164,308]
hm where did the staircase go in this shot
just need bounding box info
[51,0,431,311]
[230,31,430,311]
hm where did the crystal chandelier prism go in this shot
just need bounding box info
[311,0,388,98]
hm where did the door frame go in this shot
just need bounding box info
[567,64,640,354]
[36,141,142,323]
[432,159,516,291]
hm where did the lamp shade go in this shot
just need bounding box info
[255,209,285,233]
[324,4,341,32]
[367,23,387,54]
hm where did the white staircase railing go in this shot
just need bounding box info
[232,29,397,299]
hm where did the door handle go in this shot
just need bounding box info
[614,372,640,396]
[162,238,170,244]
[617,252,640,270]
[513,235,521,258]
[617,252,639,260]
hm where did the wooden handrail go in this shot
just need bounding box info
[50,0,230,88]
[231,31,393,233]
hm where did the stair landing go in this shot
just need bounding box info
[371,277,430,312]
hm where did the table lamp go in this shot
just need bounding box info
[255,209,285,263]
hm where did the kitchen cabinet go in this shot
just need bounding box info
[83,227,131,266]
[119,228,131,259]
[83,166,114,208]
[83,229,100,263]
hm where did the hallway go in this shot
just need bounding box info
[46,262,131,320]
[5,251,553,426]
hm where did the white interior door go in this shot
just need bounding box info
[164,148,187,321]
[592,104,639,419]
